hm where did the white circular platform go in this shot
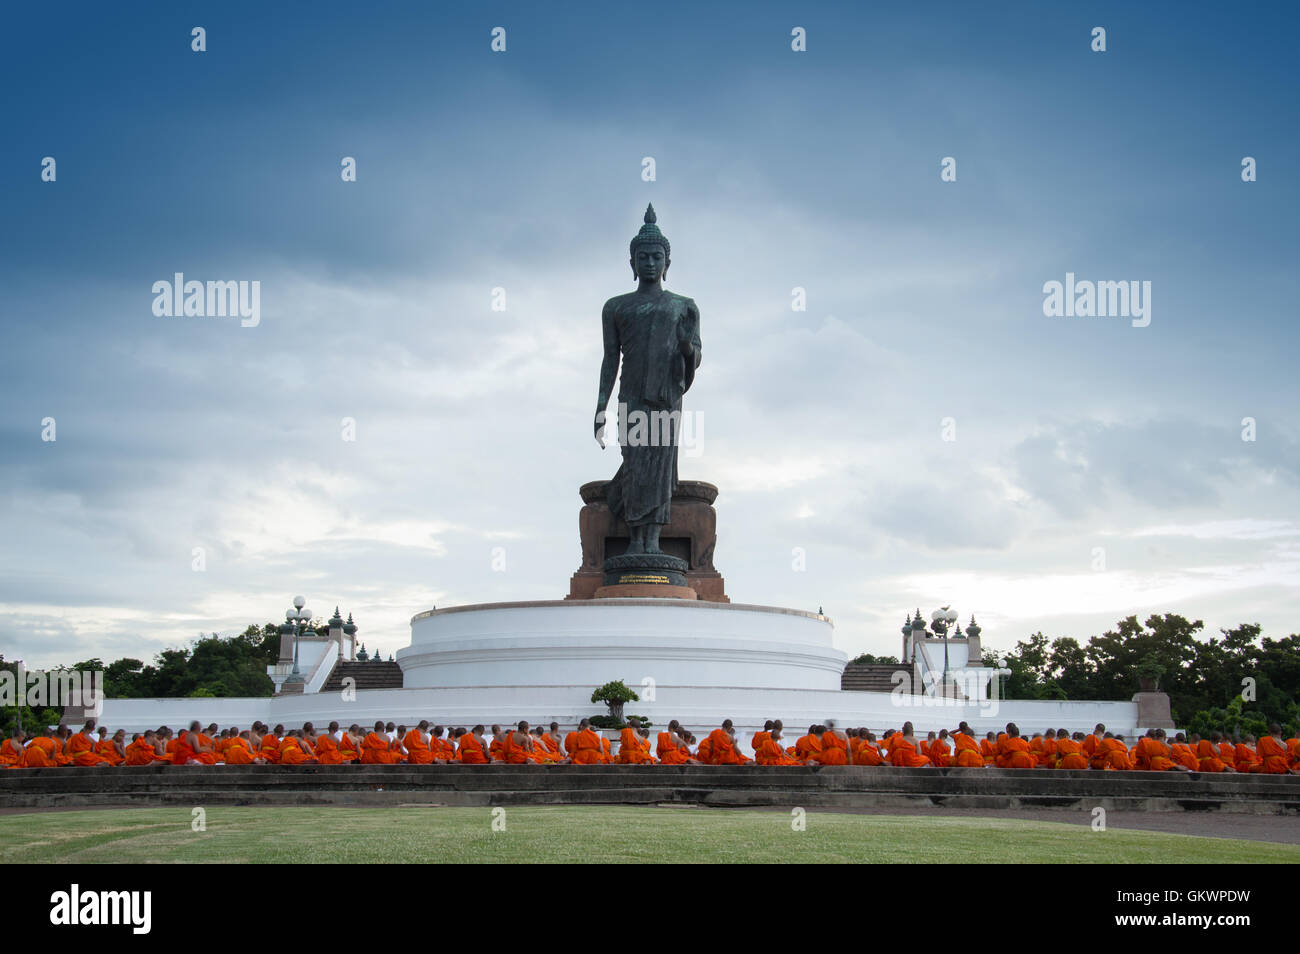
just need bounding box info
[399,599,846,692]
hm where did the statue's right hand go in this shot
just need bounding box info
[593,410,607,449]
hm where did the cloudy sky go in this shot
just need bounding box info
[2,2,1297,670]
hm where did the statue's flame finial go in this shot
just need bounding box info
[644,203,656,225]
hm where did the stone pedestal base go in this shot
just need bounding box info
[1132,691,1174,729]
[594,583,698,599]
[602,552,689,588]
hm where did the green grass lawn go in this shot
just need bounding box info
[1,805,1294,863]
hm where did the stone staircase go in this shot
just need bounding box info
[320,661,404,692]
[841,663,913,693]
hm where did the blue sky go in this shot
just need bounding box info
[2,1,1297,669]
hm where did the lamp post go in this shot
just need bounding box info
[930,606,959,689]
[281,595,313,690]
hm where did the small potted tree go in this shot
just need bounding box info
[591,680,639,725]
[1135,656,1165,693]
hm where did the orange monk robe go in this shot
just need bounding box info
[618,727,651,764]
[488,736,505,762]
[755,738,801,765]
[1196,739,1229,772]
[19,737,64,768]
[224,737,257,764]
[1031,737,1057,769]
[361,732,401,764]
[708,729,748,765]
[995,735,1035,769]
[95,739,124,766]
[526,738,550,764]
[1095,737,1133,770]
[695,737,713,763]
[0,738,23,767]
[457,733,488,764]
[657,736,690,765]
[1219,741,1237,765]
[564,731,579,756]
[919,739,931,757]
[1287,737,1300,767]
[952,733,984,768]
[816,732,848,765]
[600,735,613,764]
[751,730,772,754]
[280,737,314,765]
[312,735,344,765]
[1134,737,1175,771]
[403,729,435,764]
[259,734,282,764]
[437,737,458,761]
[1256,736,1289,774]
[123,738,160,765]
[1233,743,1261,774]
[198,733,223,763]
[928,737,952,768]
[979,738,997,765]
[571,729,605,765]
[888,735,931,768]
[1054,737,1089,770]
[338,736,360,762]
[172,734,213,765]
[793,734,821,764]
[65,731,110,766]
[855,739,886,766]
[1082,734,1101,759]
[1169,742,1199,771]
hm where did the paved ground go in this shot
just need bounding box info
[5,801,1298,844]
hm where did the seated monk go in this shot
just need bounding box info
[340,725,363,762]
[708,720,750,765]
[1218,736,1238,768]
[361,721,402,764]
[1256,725,1295,775]
[488,725,507,762]
[434,726,457,762]
[313,722,346,764]
[224,731,261,764]
[279,730,318,765]
[809,721,849,766]
[854,729,886,766]
[404,721,436,764]
[1133,730,1180,771]
[0,730,26,768]
[1054,729,1089,770]
[259,724,282,764]
[1095,733,1134,770]
[173,721,217,765]
[95,728,125,766]
[951,723,984,768]
[994,724,1035,769]
[618,718,652,764]
[794,726,823,764]
[64,721,110,767]
[455,726,488,763]
[756,729,801,765]
[388,723,408,762]
[980,732,998,765]
[657,720,686,763]
[888,722,933,768]
[1082,724,1106,767]
[1196,733,1232,772]
[1234,736,1262,774]
[752,721,774,756]
[502,721,535,765]
[600,731,613,764]
[199,724,222,763]
[695,734,713,764]
[929,729,952,768]
[546,722,567,761]
[17,733,61,769]
[570,720,606,765]
[1169,733,1200,771]
[124,732,164,765]
[1031,729,1057,768]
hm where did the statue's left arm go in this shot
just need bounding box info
[681,298,702,393]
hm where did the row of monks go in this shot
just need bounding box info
[3,717,1298,773]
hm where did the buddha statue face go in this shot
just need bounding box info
[631,243,668,283]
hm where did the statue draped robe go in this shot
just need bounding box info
[600,290,701,529]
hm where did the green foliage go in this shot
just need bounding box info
[851,653,900,665]
[590,680,639,706]
[987,615,1300,727]
[589,714,653,730]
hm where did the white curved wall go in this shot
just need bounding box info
[398,599,847,692]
